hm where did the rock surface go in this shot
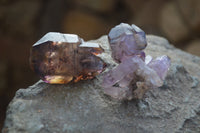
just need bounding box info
[2,35,200,133]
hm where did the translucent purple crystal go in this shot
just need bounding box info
[108,23,147,63]
[147,55,171,80]
[102,23,171,100]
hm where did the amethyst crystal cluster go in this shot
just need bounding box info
[30,32,106,84]
[102,23,171,100]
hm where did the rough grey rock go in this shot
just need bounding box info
[2,35,200,133]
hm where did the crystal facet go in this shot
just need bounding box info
[108,23,147,63]
[30,32,106,84]
[103,23,171,100]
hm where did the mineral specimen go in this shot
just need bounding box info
[108,23,147,63]
[30,32,106,84]
[103,23,171,100]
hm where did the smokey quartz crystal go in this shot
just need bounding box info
[30,32,106,84]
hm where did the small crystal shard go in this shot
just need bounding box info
[30,32,106,84]
[147,55,171,80]
[103,23,171,100]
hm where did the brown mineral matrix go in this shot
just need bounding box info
[30,32,106,84]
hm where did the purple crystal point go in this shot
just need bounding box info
[108,23,147,63]
[102,56,141,88]
[147,55,171,80]
[103,23,171,100]
[30,32,106,84]
[136,59,163,87]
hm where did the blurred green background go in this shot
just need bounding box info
[0,0,200,130]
